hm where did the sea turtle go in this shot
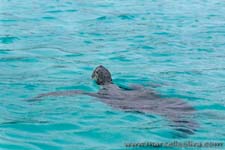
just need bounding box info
[30,65,198,135]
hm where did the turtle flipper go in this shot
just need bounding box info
[25,90,97,101]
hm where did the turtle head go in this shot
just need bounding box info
[92,65,113,85]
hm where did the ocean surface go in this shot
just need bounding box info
[1,0,225,149]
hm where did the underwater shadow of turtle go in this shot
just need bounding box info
[28,65,198,136]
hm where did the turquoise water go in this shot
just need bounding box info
[1,0,225,149]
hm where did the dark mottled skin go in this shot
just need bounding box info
[30,65,198,135]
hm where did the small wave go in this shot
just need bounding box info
[45,9,77,14]
[0,36,19,44]
[118,14,136,20]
